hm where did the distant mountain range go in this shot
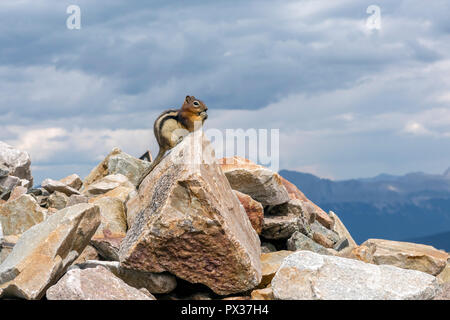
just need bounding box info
[279,168,450,251]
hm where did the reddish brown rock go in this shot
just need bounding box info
[119,133,261,295]
[234,190,263,234]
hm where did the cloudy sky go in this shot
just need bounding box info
[1,0,449,184]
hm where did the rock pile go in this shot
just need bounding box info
[0,136,448,300]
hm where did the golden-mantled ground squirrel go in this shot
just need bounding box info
[137,95,208,187]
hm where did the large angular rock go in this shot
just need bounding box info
[0,142,33,185]
[0,194,45,236]
[0,203,100,299]
[72,260,177,294]
[356,239,448,276]
[119,132,262,295]
[219,157,290,206]
[89,196,127,261]
[46,266,155,300]
[272,251,441,300]
[234,190,263,234]
[83,147,151,188]
[279,176,334,229]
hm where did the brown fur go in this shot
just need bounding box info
[137,95,208,187]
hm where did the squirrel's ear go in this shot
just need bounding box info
[185,95,192,103]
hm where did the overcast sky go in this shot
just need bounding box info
[1,0,449,184]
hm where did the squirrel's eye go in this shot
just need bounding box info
[193,101,200,107]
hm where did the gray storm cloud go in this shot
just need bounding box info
[0,0,449,183]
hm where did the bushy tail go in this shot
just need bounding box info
[137,148,166,188]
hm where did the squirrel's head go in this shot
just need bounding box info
[181,95,208,123]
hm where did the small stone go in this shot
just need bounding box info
[83,174,134,197]
[67,194,89,207]
[60,174,83,190]
[46,266,155,300]
[71,260,177,294]
[251,287,274,300]
[287,231,336,256]
[42,178,81,196]
[48,191,69,210]
[261,242,277,253]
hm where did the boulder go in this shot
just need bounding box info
[356,239,448,276]
[59,174,83,190]
[329,210,357,247]
[0,142,33,185]
[0,203,100,299]
[119,132,261,295]
[71,260,177,294]
[83,174,134,197]
[89,196,127,261]
[83,147,151,188]
[0,194,45,236]
[279,176,334,229]
[41,178,81,196]
[234,190,263,234]
[46,266,155,300]
[259,251,292,288]
[219,156,290,206]
[271,251,441,300]
[287,231,337,256]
